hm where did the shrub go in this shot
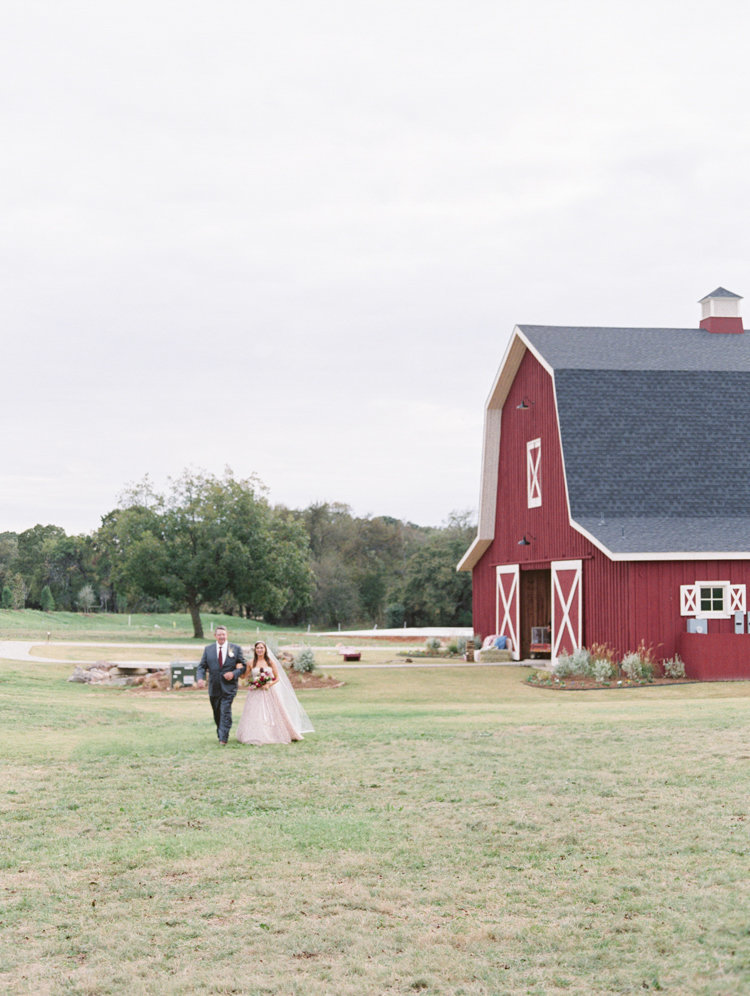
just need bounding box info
[10,574,25,610]
[662,655,686,679]
[2,586,13,609]
[570,647,592,676]
[385,603,405,628]
[75,584,96,613]
[553,645,612,681]
[620,650,653,682]
[40,585,55,612]
[293,647,316,673]
[592,657,613,682]
[444,638,467,656]
[425,637,442,654]
[553,653,576,678]
[555,647,592,678]
[640,640,657,665]
[589,642,617,666]
[620,653,640,680]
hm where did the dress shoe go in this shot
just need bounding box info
[219,740,227,746]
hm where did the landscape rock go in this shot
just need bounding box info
[138,670,171,691]
[68,661,170,688]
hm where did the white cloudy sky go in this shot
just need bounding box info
[2,0,750,535]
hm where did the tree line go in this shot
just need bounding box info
[0,468,473,637]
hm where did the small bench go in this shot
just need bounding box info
[109,661,170,673]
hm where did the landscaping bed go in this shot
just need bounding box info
[287,669,343,690]
[527,643,690,690]
[527,669,693,690]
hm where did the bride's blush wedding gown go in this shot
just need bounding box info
[236,665,311,745]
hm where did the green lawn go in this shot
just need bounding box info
[0,608,342,646]
[2,657,749,995]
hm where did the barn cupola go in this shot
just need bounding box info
[699,287,744,333]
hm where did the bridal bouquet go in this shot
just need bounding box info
[251,667,273,689]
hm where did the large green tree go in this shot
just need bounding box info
[296,502,430,627]
[299,503,360,627]
[96,468,312,637]
[248,510,314,623]
[400,512,474,627]
[0,532,18,590]
[93,503,165,612]
[14,525,66,607]
[14,525,94,610]
[45,534,95,611]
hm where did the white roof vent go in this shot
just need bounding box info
[699,287,743,333]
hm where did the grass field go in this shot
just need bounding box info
[2,648,750,995]
[0,609,356,647]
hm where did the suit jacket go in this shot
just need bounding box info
[197,642,246,693]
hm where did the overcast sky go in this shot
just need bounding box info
[3,0,750,535]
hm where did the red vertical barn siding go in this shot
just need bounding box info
[578,557,739,662]
[676,634,750,680]
[472,560,496,640]
[581,552,631,655]
[629,559,750,658]
[627,562,679,659]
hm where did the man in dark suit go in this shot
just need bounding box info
[195,625,246,745]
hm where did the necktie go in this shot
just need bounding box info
[218,647,223,668]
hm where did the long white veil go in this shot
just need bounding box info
[267,647,315,734]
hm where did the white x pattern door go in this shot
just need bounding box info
[495,565,520,661]
[551,560,582,661]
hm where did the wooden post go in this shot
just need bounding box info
[465,639,475,662]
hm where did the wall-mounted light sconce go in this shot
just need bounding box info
[518,534,534,546]
[516,398,534,410]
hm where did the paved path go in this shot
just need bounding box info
[319,627,474,638]
[0,641,197,666]
[313,659,523,669]
[0,640,530,669]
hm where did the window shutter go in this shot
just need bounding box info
[526,438,542,508]
[729,584,746,613]
[680,585,697,616]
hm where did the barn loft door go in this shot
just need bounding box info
[495,564,520,661]
[551,560,583,661]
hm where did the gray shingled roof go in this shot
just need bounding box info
[518,325,750,555]
[700,286,742,300]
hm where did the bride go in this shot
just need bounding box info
[236,641,314,746]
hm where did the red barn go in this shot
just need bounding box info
[458,288,750,680]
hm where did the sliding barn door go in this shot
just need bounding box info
[551,560,582,661]
[495,564,520,661]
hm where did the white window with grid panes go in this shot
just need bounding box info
[680,580,746,619]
